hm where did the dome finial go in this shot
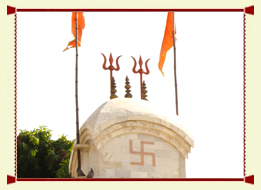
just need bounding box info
[110,77,118,99]
[124,76,132,98]
[142,80,148,101]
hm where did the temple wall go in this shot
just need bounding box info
[93,133,185,178]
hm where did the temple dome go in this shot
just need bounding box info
[84,98,192,136]
[70,98,194,178]
[79,98,194,150]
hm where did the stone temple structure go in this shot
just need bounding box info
[69,98,194,178]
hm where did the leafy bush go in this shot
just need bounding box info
[17,126,74,178]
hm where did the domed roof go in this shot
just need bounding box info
[82,98,193,145]
[69,98,195,176]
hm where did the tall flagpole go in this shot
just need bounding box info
[172,12,179,116]
[75,12,83,176]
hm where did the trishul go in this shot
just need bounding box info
[132,56,150,99]
[102,53,121,95]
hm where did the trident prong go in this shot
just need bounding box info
[102,53,121,96]
[131,56,150,99]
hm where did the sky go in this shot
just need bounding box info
[17,12,243,178]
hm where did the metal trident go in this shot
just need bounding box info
[102,53,121,95]
[131,56,150,99]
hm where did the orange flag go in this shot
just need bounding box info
[63,12,85,52]
[158,12,177,76]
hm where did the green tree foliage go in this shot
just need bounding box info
[17,126,74,178]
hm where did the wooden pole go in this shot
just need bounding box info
[110,69,112,96]
[140,72,143,99]
[75,12,82,171]
[172,12,179,116]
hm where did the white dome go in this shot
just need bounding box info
[70,98,194,176]
[81,98,193,147]
[85,98,187,129]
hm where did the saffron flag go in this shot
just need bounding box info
[158,12,177,76]
[63,12,85,52]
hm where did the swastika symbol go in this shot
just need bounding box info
[129,140,156,166]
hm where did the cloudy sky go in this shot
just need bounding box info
[17,12,243,178]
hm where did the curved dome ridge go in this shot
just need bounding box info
[82,98,192,140]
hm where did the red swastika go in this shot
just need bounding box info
[129,140,156,166]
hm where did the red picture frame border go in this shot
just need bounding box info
[7,5,254,185]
